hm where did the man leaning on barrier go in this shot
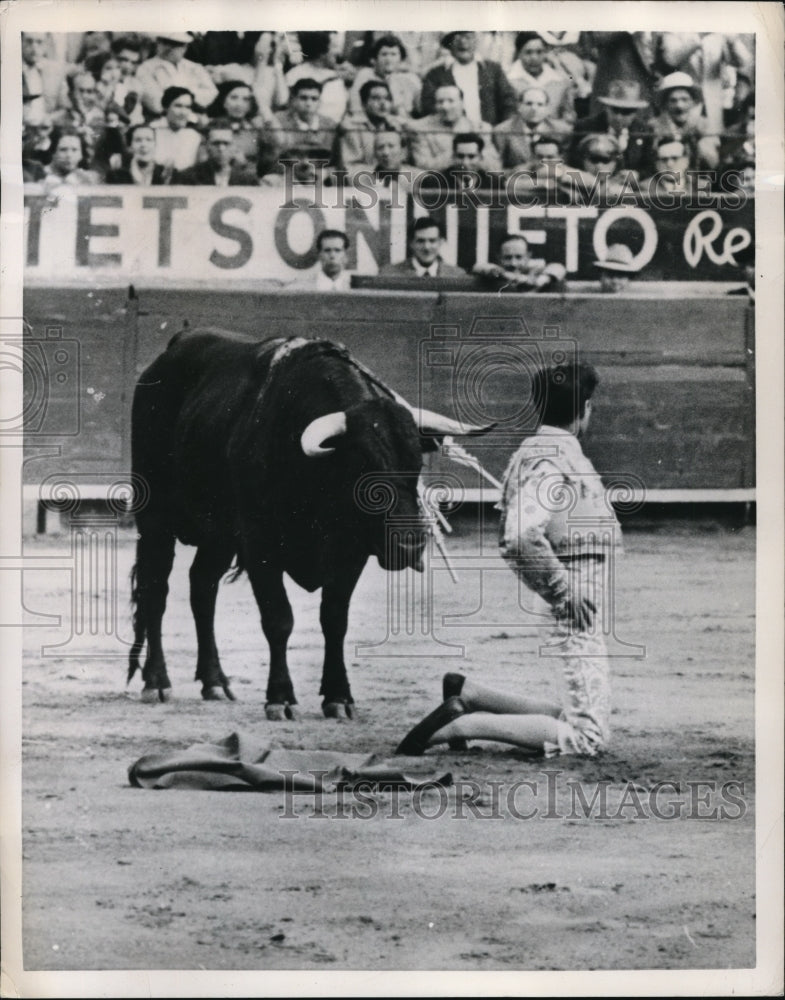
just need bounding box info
[396,362,621,759]
[472,232,566,292]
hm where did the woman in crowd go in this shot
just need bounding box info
[43,129,102,189]
[347,34,421,118]
[506,32,576,124]
[149,85,203,173]
[51,70,106,162]
[205,80,266,171]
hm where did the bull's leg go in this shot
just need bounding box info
[189,542,236,701]
[134,527,176,703]
[245,564,298,720]
[319,556,367,719]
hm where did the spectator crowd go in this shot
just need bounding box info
[23,29,755,198]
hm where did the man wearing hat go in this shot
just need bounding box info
[136,31,218,117]
[569,80,654,176]
[420,31,518,126]
[651,71,718,170]
[593,243,642,293]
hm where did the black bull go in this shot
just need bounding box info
[128,330,492,718]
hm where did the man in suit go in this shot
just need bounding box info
[568,79,654,177]
[379,216,465,278]
[263,77,338,178]
[173,121,259,185]
[493,86,572,173]
[420,31,517,126]
[409,84,500,172]
[21,32,69,121]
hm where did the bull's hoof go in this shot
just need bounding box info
[323,701,354,720]
[141,686,171,704]
[266,702,299,721]
[201,685,235,702]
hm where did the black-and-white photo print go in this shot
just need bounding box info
[1,2,783,997]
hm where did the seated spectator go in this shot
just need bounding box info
[285,32,354,124]
[105,123,172,184]
[409,84,500,172]
[348,34,422,118]
[22,114,57,166]
[205,81,266,172]
[42,129,101,190]
[23,159,47,183]
[246,33,290,122]
[651,72,719,170]
[51,70,106,162]
[537,32,594,117]
[420,132,503,193]
[506,133,570,199]
[493,86,572,173]
[569,79,654,177]
[507,33,576,123]
[593,242,642,293]
[264,78,338,179]
[136,32,218,118]
[643,137,712,197]
[259,144,334,187]
[719,93,754,173]
[421,31,518,126]
[109,35,145,125]
[83,52,123,110]
[149,86,203,172]
[21,32,69,120]
[472,233,566,291]
[372,130,419,193]
[290,229,353,290]
[172,120,259,185]
[337,80,407,182]
[562,133,631,197]
[91,102,131,174]
[187,32,289,122]
[378,215,466,278]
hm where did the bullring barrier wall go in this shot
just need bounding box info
[21,286,754,511]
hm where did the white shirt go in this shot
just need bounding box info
[411,258,439,277]
[449,59,481,124]
[315,268,352,291]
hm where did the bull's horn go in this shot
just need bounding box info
[411,407,496,437]
[301,411,347,457]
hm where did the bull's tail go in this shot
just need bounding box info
[127,561,145,684]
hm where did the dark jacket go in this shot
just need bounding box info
[420,60,518,126]
[172,161,260,185]
[378,257,466,278]
[568,109,654,174]
[105,163,171,185]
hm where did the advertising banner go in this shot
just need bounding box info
[23,184,753,284]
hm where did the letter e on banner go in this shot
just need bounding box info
[683,209,751,268]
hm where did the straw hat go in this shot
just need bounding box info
[657,72,702,100]
[157,32,193,46]
[593,244,639,272]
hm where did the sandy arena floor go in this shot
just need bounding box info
[15,513,755,976]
